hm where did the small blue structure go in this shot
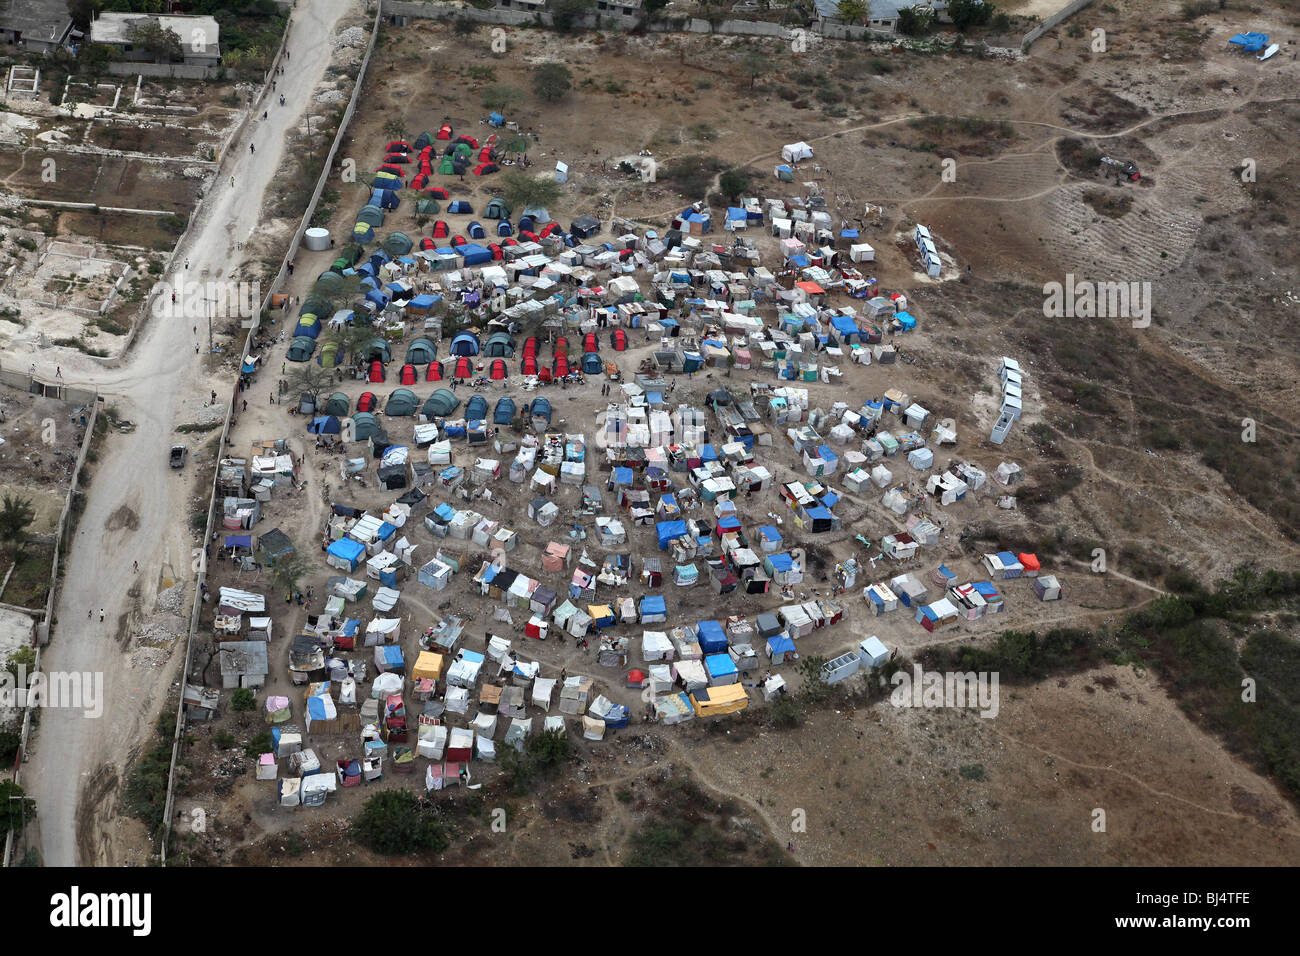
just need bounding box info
[1229,32,1269,52]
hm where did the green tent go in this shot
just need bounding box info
[318,340,341,368]
[405,337,437,364]
[286,336,316,362]
[438,156,455,175]
[484,197,511,220]
[357,205,385,227]
[452,143,472,159]
[383,232,413,256]
[324,392,350,416]
[301,295,334,318]
[351,412,380,441]
[385,388,420,416]
[365,338,391,363]
[416,199,440,216]
[422,389,459,418]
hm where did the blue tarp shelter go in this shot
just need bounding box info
[327,538,365,572]
[656,520,688,550]
[696,620,727,654]
[1229,32,1269,52]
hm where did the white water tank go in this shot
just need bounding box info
[303,227,330,251]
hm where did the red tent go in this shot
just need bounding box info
[358,391,377,412]
[451,235,466,246]
[553,353,569,377]
[610,328,627,351]
[522,337,538,356]
[411,174,428,191]
[540,222,560,238]
[426,361,443,381]
[538,367,552,383]
[519,230,539,243]
[424,186,449,199]
[583,332,599,353]
[436,123,453,140]
[367,362,384,383]
[376,164,404,177]
[384,152,411,164]
[453,356,473,379]
[500,237,519,247]
[554,336,568,355]
[477,147,494,162]
[399,364,417,385]
[618,248,635,261]
[431,220,449,238]
[626,669,646,688]
[472,163,499,177]
[489,359,507,380]
[456,135,480,150]
[488,243,504,261]
[520,355,537,376]
[420,237,435,250]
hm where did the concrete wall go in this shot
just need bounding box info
[1022,0,1095,50]
[158,2,383,866]
[106,61,217,80]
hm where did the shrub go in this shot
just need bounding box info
[352,790,449,855]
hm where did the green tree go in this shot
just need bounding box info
[0,494,36,559]
[643,0,671,17]
[268,552,312,602]
[353,790,450,854]
[550,0,595,32]
[897,6,935,34]
[719,167,751,202]
[503,136,530,158]
[6,646,35,684]
[948,0,995,31]
[381,118,408,144]
[129,20,183,62]
[67,0,102,31]
[286,364,335,407]
[230,688,256,712]
[532,62,573,102]
[836,0,870,23]
[740,48,771,89]
[500,170,563,211]
[0,780,35,833]
[500,728,571,794]
[481,84,525,112]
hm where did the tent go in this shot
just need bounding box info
[781,141,813,163]
[553,353,569,378]
[582,351,602,375]
[438,156,456,175]
[609,328,627,351]
[436,123,453,140]
[493,397,516,425]
[497,219,514,237]
[405,337,437,364]
[520,354,538,376]
[484,197,511,219]
[489,359,507,381]
[774,164,794,183]
[399,363,417,385]
[324,392,350,416]
[468,221,486,239]
[448,200,473,214]
[383,232,413,256]
[365,338,392,363]
[386,388,420,416]
[472,163,499,176]
[484,331,514,357]
[368,360,385,383]
[452,356,473,379]
[351,412,380,441]
[426,361,444,381]
[449,332,480,356]
[356,392,378,413]
[582,332,600,353]
[423,389,459,418]
[356,204,385,227]
[308,415,341,435]
[317,341,341,368]
[465,395,489,421]
[530,397,552,428]
[415,198,440,215]
[286,336,315,362]
[431,219,450,238]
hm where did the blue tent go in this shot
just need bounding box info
[493,397,516,425]
[518,216,536,234]
[370,188,400,208]
[488,111,504,127]
[582,351,602,374]
[295,314,322,339]
[497,219,513,237]
[467,221,486,239]
[448,332,480,356]
[1229,32,1269,52]
[308,415,342,434]
[705,653,738,682]
[530,396,551,425]
[447,200,473,214]
[465,395,488,421]
[656,520,688,550]
[327,538,365,572]
[696,620,727,654]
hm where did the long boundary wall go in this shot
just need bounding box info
[1022,0,1095,50]
[159,2,382,866]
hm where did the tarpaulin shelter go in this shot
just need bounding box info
[1229,32,1269,52]
[423,389,459,418]
[571,215,600,239]
[405,337,437,364]
[287,336,315,362]
[308,415,342,435]
[386,388,419,416]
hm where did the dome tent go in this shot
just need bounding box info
[313,273,345,297]
[488,358,507,380]
[351,412,380,441]
[386,388,420,416]
[352,222,375,243]
[582,351,602,374]
[399,364,417,385]
[357,205,385,227]
[324,392,350,416]
[413,131,434,150]
[287,336,316,362]
[357,392,378,413]
[296,314,322,339]
[484,197,511,220]
[416,199,440,216]
[426,361,443,381]
[405,337,437,364]
[452,356,473,379]
[317,341,341,368]
[383,232,414,256]
[448,332,480,356]
[423,389,459,418]
[493,397,516,425]
[301,295,335,318]
[484,331,514,357]
[465,395,488,421]
[365,338,392,363]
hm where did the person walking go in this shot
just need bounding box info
[55,367,62,379]
[242,399,248,412]
[230,175,235,188]
[287,261,294,276]
[184,257,190,270]
[99,609,105,622]
[250,143,255,155]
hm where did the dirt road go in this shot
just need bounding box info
[12,0,358,867]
